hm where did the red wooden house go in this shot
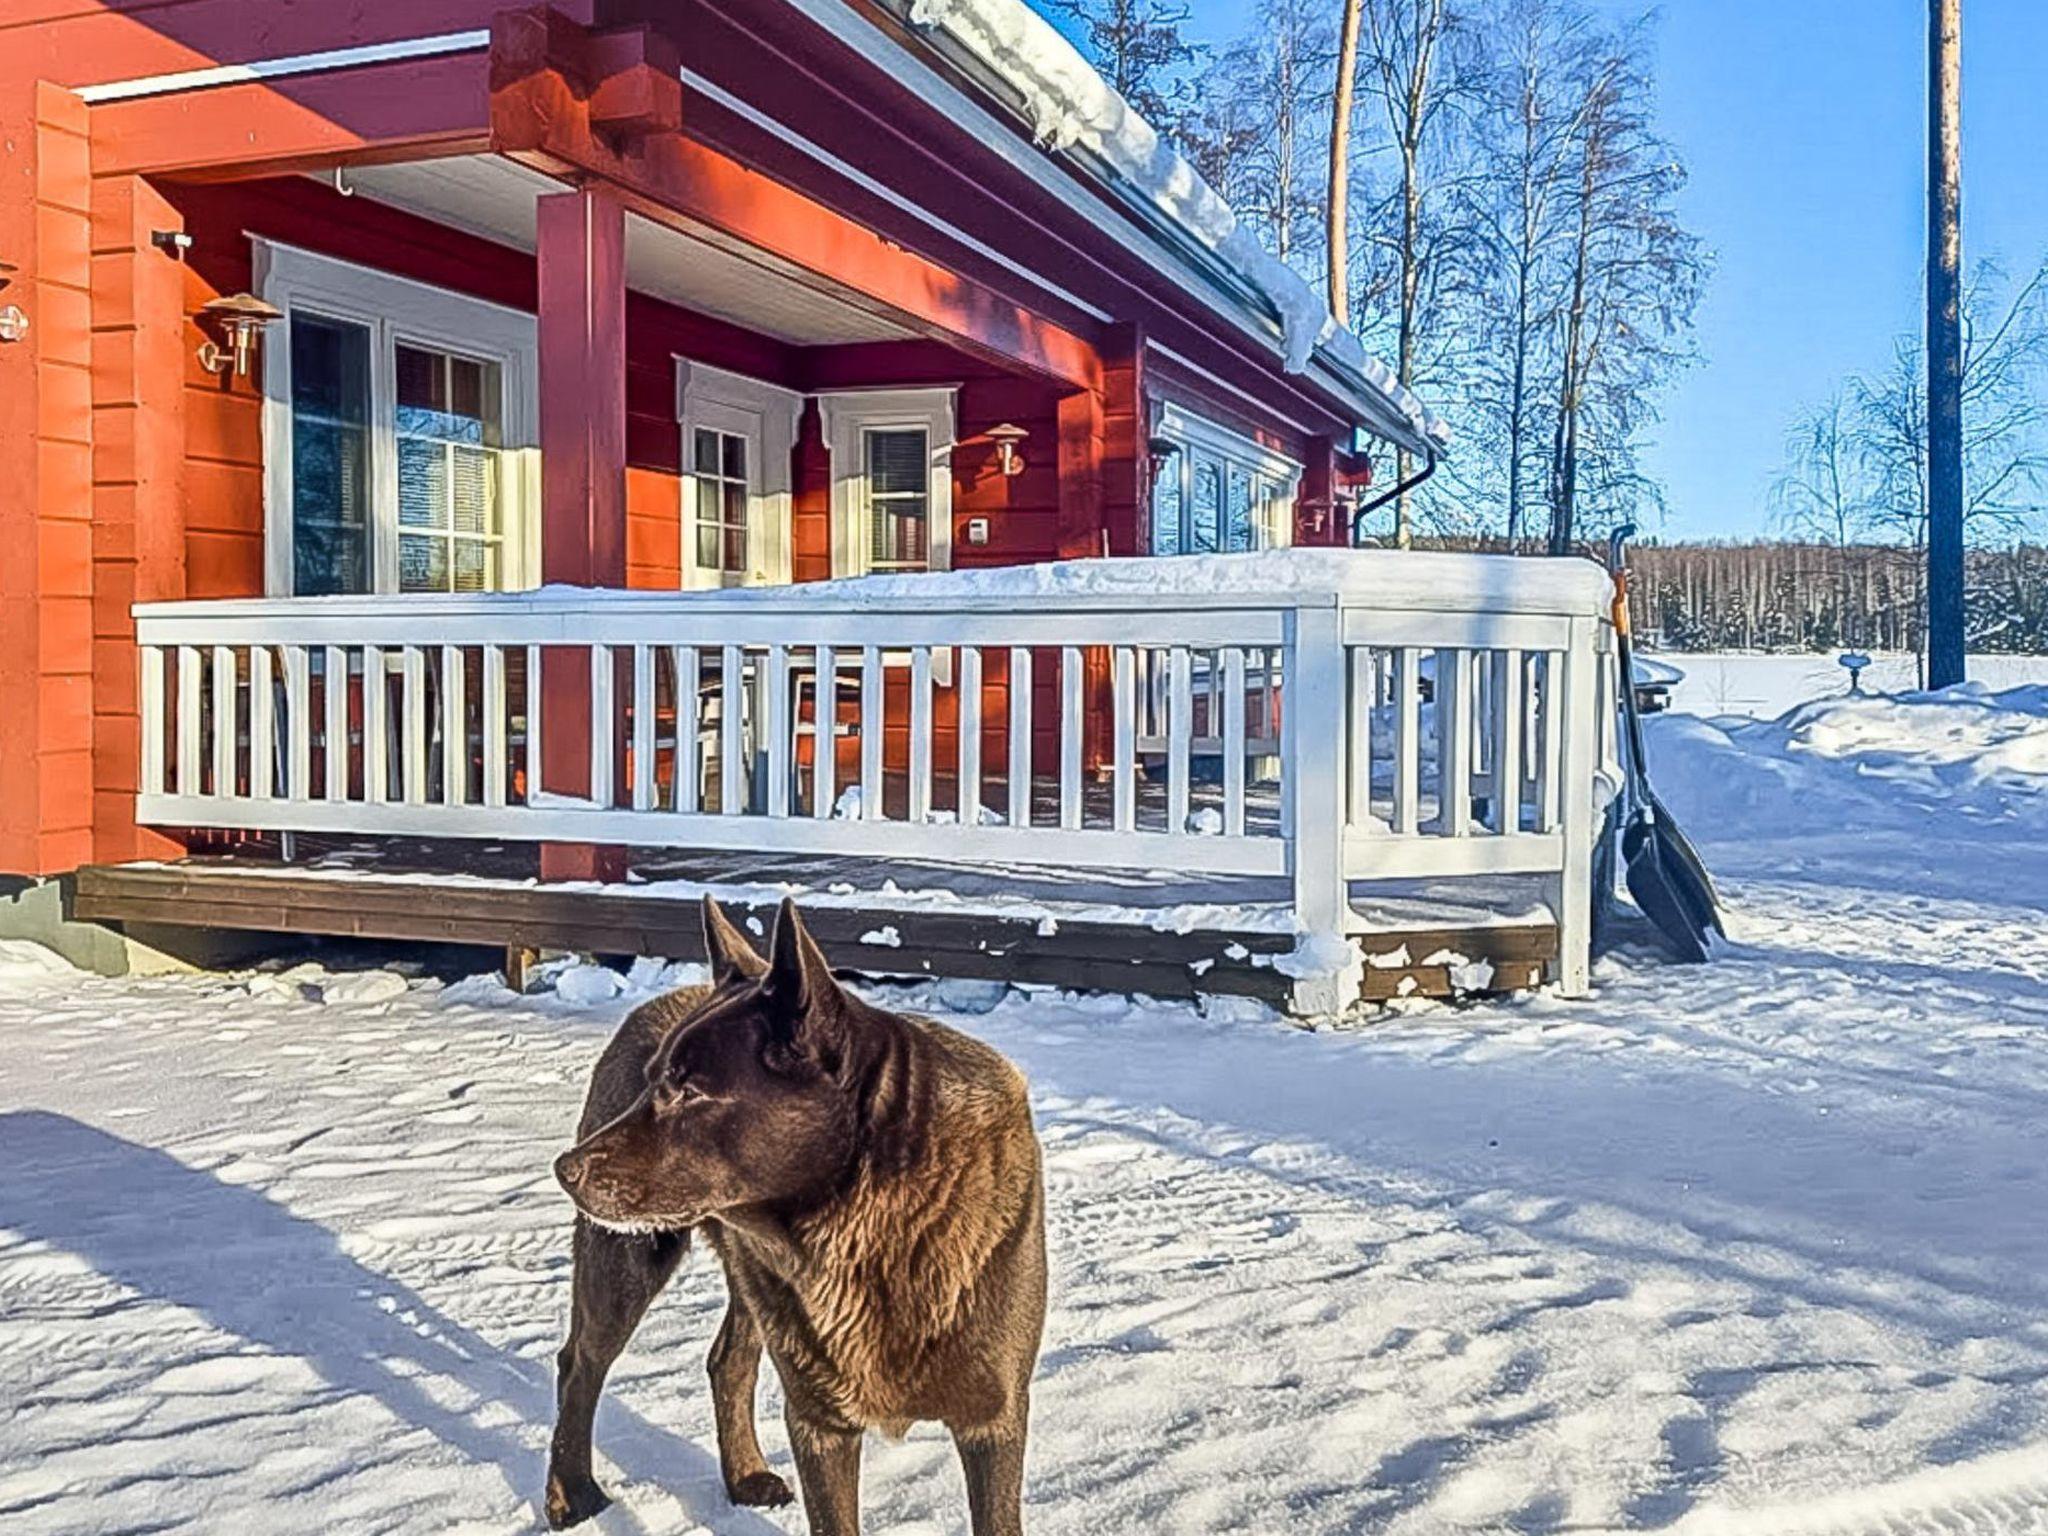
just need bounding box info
[0,0,1609,1014]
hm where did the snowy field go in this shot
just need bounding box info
[5,683,2048,1534]
[1644,649,2048,719]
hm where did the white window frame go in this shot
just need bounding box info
[820,387,958,579]
[676,360,803,589]
[1150,399,1303,556]
[256,239,540,597]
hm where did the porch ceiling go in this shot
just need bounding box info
[330,154,913,347]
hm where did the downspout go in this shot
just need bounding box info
[1350,446,1437,545]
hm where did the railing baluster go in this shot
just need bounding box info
[1347,647,1373,825]
[176,646,201,797]
[401,646,427,805]
[1222,647,1247,836]
[1007,647,1033,830]
[483,644,507,809]
[813,644,836,820]
[1112,646,1136,832]
[140,645,166,797]
[720,644,744,816]
[1167,645,1193,834]
[859,644,883,821]
[674,644,700,814]
[522,644,540,806]
[1392,646,1420,835]
[631,643,656,812]
[324,645,349,802]
[1492,649,1524,835]
[908,646,933,823]
[766,642,792,818]
[1059,645,1083,830]
[1437,647,1472,836]
[589,644,615,810]
[1537,651,1563,832]
[249,646,274,801]
[284,646,311,800]
[364,645,388,803]
[211,645,236,796]
[442,644,467,807]
[957,645,982,825]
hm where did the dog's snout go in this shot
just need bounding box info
[554,1145,594,1196]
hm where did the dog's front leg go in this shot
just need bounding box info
[786,1410,864,1536]
[707,1301,792,1507]
[545,1219,686,1529]
[954,1417,1028,1536]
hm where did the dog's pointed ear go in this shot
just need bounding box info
[701,895,767,985]
[761,898,846,1049]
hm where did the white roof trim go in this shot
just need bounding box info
[74,30,489,104]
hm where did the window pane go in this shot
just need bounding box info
[289,312,371,596]
[697,524,721,572]
[399,532,447,593]
[722,432,747,481]
[1226,467,1253,552]
[397,437,447,529]
[452,537,491,594]
[451,447,496,536]
[866,429,928,495]
[1151,446,1184,554]
[694,428,722,475]
[1191,460,1221,554]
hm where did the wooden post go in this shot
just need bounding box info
[1099,322,1147,556]
[1550,615,1599,997]
[1285,600,1360,1019]
[536,186,628,883]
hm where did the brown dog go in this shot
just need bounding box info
[547,897,1047,1535]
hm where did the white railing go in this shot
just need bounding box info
[132,553,1616,1014]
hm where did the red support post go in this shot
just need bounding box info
[1297,436,1347,548]
[536,186,628,884]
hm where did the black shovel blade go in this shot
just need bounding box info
[1642,788,1725,940]
[1621,809,1717,963]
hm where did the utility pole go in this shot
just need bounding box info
[1927,0,1966,687]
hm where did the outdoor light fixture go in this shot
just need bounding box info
[196,292,283,378]
[0,259,25,344]
[1147,433,1179,478]
[986,422,1029,477]
[151,229,193,258]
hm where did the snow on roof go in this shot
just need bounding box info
[896,0,1448,455]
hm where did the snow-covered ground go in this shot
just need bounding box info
[1645,649,2048,719]
[5,683,2048,1534]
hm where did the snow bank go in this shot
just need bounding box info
[901,0,1445,449]
[0,940,78,991]
[1651,680,2048,841]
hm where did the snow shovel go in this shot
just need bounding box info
[1606,527,1725,962]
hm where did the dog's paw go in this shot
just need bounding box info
[545,1472,613,1529]
[727,1470,795,1508]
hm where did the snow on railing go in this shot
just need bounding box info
[132,552,1614,1013]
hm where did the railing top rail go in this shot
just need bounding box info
[134,550,1616,626]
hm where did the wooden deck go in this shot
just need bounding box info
[72,841,1557,1007]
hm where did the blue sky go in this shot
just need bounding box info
[1159,0,2048,539]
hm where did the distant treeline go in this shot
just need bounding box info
[1402,539,2048,654]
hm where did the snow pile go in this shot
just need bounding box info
[902,0,1445,448]
[0,940,77,991]
[1651,680,2048,839]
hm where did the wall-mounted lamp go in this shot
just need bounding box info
[197,291,283,378]
[0,259,25,344]
[986,421,1029,477]
[151,229,194,259]
[1146,434,1179,479]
